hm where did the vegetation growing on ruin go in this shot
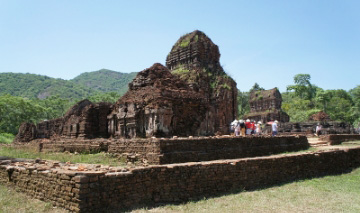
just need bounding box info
[179,37,191,48]
[194,34,199,42]
[171,65,198,83]
[221,83,231,90]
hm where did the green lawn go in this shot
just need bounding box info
[0,184,66,213]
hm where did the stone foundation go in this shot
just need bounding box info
[1,147,360,212]
[321,134,360,145]
[279,121,353,134]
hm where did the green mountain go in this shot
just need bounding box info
[0,73,97,100]
[0,69,137,100]
[71,69,137,95]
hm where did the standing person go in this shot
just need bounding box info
[272,120,278,136]
[234,120,241,136]
[315,123,322,136]
[239,120,246,136]
[245,119,252,135]
[256,121,262,135]
[251,120,256,134]
[230,119,238,135]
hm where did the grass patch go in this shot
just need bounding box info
[0,133,14,144]
[337,140,360,147]
[278,146,318,155]
[0,184,66,213]
[134,168,360,213]
[0,146,126,166]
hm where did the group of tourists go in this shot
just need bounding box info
[230,119,279,136]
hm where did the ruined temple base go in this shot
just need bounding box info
[1,147,360,212]
[14,136,309,164]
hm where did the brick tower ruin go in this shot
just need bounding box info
[166,30,238,135]
[245,88,289,122]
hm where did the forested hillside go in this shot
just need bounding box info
[0,73,97,99]
[0,69,137,100]
[71,69,137,95]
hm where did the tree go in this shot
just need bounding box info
[287,74,317,101]
[0,95,48,134]
[249,83,264,92]
[315,89,331,112]
[349,85,360,126]
[237,90,250,118]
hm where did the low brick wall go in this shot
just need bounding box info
[1,147,360,212]
[16,136,309,165]
[321,134,360,145]
[0,158,90,212]
[109,136,309,164]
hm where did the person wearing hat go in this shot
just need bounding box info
[256,121,262,135]
[272,120,278,136]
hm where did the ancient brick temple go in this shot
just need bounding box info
[166,30,238,135]
[244,88,289,123]
[107,63,207,138]
[14,30,238,142]
[14,100,112,142]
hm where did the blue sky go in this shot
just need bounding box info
[1,0,359,92]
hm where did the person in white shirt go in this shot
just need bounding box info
[272,120,278,136]
[256,121,262,135]
[315,123,322,136]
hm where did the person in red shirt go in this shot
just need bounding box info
[251,120,256,134]
[245,119,252,135]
